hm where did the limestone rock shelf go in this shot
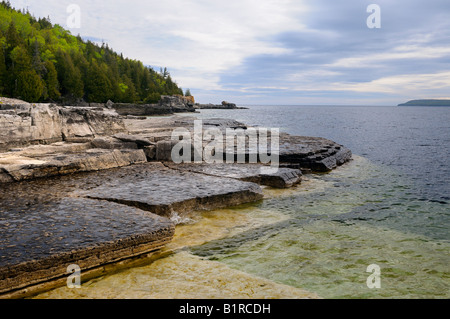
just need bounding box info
[0,197,174,297]
[0,102,352,298]
[73,163,265,217]
[0,162,264,298]
[165,162,302,188]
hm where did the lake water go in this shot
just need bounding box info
[37,105,449,299]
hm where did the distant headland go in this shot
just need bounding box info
[398,99,450,106]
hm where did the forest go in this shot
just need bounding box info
[0,1,186,103]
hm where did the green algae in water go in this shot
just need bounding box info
[195,220,449,299]
[191,156,450,299]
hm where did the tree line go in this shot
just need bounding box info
[0,1,187,104]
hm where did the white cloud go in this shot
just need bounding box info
[138,0,306,71]
[10,0,308,94]
[327,45,450,68]
[8,0,450,104]
[328,71,450,95]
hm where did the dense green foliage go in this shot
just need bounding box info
[398,99,450,106]
[0,1,184,103]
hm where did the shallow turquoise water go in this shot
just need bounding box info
[190,156,449,298]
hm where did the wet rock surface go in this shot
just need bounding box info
[0,180,175,296]
[0,197,174,268]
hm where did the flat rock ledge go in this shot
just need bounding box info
[74,163,265,217]
[0,163,264,298]
[165,162,302,188]
[0,198,175,299]
[0,148,147,183]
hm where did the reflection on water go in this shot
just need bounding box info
[36,156,449,299]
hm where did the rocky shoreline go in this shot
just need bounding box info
[0,101,352,298]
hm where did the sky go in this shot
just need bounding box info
[9,0,450,105]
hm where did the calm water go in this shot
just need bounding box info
[186,105,450,298]
[38,105,449,299]
[193,105,450,206]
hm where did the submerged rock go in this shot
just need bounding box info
[0,197,175,298]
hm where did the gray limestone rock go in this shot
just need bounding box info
[113,133,155,147]
[0,104,126,151]
[74,163,264,217]
[0,149,147,183]
[0,197,175,296]
[166,163,302,188]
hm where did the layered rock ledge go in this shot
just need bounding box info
[0,102,352,298]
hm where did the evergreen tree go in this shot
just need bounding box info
[10,45,31,72]
[0,4,185,103]
[86,60,113,103]
[15,69,44,102]
[5,21,22,50]
[44,60,60,100]
[121,75,136,103]
[55,50,83,100]
[0,46,6,94]
[144,92,161,104]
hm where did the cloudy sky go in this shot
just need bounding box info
[10,0,450,105]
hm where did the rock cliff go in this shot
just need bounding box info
[0,103,126,151]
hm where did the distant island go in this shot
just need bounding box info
[398,99,450,106]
